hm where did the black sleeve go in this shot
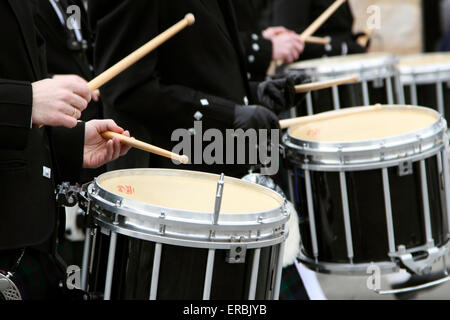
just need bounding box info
[240,31,273,81]
[0,79,33,150]
[90,0,237,131]
[48,122,85,184]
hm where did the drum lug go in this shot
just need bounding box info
[226,240,247,264]
[398,161,413,176]
[393,243,449,275]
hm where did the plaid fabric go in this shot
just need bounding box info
[279,264,309,300]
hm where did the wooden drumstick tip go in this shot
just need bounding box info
[179,155,189,164]
[185,13,195,26]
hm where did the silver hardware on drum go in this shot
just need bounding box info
[76,169,289,300]
[283,105,450,279]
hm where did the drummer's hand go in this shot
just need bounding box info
[257,74,310,114]
[233,105,280,131]
[262,26,291,40]
[83,119,131,169]
[31,75,92,128]
[270,32,305,64]
[54,75,100,102]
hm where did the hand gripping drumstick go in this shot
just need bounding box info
[101,131,189,164]
[279,104,383,130]
[37,14,195,128]
[294,75,359,94]
[88,13,195,91]
[268,0,348,74]
[303,36,331,46]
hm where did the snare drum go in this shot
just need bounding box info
[397,53,450,120]
[80,169,288,300]
[286,53,404,116]
[283,105,450,275]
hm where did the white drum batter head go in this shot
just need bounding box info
[290,106,438,143]
[97,170,283,214]
[287,52,398,81]
[88,169,288,246]
[398,52,450,84]
[283,105,447,170]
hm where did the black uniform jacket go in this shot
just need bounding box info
[0,0,84,250]
[89,0,255,177]
[272,0,365,59]
[233,0,273,82]
[35,0,102,122]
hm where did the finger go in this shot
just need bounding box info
[88,119,125,134]
[291,38,305,55]
[285,48,295,64]
[111,137,122,160]
[105,139,114,163]
[58,115,78,128]
[92,89,100,102]
[122,130,131,138]
[103,120,125,134]
[120,144,132,157]
[61,104,80,119]
[69,77,92,103]
[67,92,88,111]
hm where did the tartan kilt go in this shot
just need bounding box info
[279,264,309,300]
[0,248,64,300]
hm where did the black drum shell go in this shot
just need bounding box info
[87,230,281,300]
[288,155,448,264]
[403,83,450,119]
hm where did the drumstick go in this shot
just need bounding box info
[268,0,347,74]
[303,36,330,46]
[279,104,382,129]
[101,131,189,164]
[301,0,347,38]
[88,13,195,91]
[35,14,196,129]
[295,75,359,93]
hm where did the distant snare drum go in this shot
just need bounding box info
[283,105,450,275]
[286,53,403,116]
[398,52,450,120]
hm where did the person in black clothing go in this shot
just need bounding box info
[0,0,130,300]
[35,0,102,124]
[88,0,306,178]
[272,0,366,60]
[232,0,305,81]
[88,0,309,300]
[34,0,107,268]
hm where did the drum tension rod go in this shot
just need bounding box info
[213,173,225,225]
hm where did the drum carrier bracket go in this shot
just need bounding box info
[56,182,96,229]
